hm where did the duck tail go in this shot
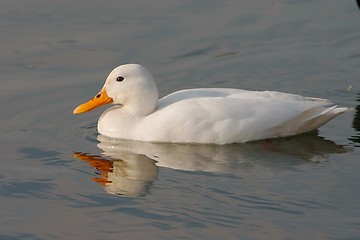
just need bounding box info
[270,105,352,137]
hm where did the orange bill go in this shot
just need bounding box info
[73,88,113,114]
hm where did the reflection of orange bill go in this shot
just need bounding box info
[73,88,113,114]
[74,152,113,185]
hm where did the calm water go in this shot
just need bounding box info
[1,0,360,239]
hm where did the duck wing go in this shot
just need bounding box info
[142,89,349,144]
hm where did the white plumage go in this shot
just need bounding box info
[74,64,350,144]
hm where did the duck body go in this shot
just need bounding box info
[98,88,346,144]
[74,64,350,144]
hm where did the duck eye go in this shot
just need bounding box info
[116,76,124,82]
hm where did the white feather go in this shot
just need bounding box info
[95,64,350,144]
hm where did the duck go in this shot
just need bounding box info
[73,64,350,144]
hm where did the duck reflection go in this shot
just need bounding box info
[75,152,158,197]
[75,132,348,197]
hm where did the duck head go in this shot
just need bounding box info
[73,64,159,116]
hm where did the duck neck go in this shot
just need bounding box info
[124,88,159,116]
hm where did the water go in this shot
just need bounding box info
[1,0,360,239]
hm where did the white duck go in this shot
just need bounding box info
[74,64,350,144]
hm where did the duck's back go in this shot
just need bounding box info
[134,88,349,144]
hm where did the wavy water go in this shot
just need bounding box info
[1,0,360,239]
